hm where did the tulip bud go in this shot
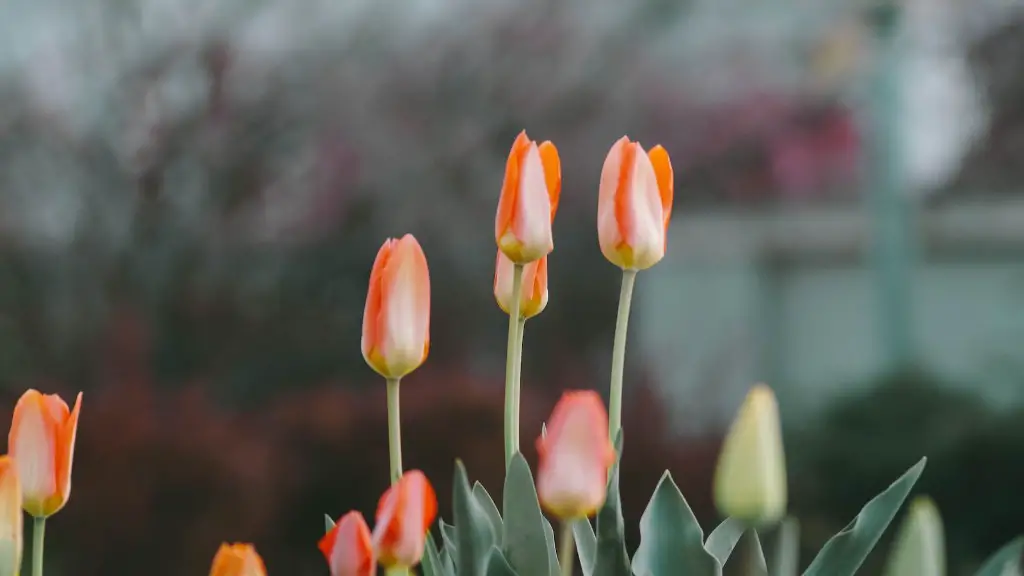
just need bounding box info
[883,496,945,576]
[597,137,673,271]
[495,130,561,264]
[0,457,22,576]
[362,234,431,380]
[713,384,787,526]
[8,389,82,518]
[208,543,267,576]
[535,391,616,520]
[494,251,549,319]
[320,511,376,576]
[372,470,438,569]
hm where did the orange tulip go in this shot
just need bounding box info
[494,251,549,319]
[536,391,616,519]
[597,136,674,271]
[209,543,267,576]
[495,130,561,264]
[0,456,22,576]
[361,234,431,380]
[319,511,376,576]
[8,389,82,518]
[372,470,438,568]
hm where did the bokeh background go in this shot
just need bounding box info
[1,0,1022,573]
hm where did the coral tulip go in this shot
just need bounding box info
[494,251,549,319]
[0,457,21,576]
[536,391,616,519]
[319,511,376,576]
[372,470,438,569]
[209,543,267,576]
[361,234,431,380]
[713,384,788,526]
[597,136,674,271]
[495,130,561,264]
[8,390,82,518]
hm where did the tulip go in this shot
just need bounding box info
[320,511,376,576]
[494,251,549,320]
[0,457,22,576]
[494,130,561,264]
[8,389,82,519]
[209,543,267,576]
[713,384,788,526]
[536,391,616,520]
[361,234,431,381]
[372,470,438,570]
[883,496,945,576]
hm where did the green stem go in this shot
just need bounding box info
[608,269,637,443]
[385,568,410,576]
[386,377,403,484]
[558,521,575,576]
[513,316,526,453]
[31,516,44,576]
[503,263,524,467]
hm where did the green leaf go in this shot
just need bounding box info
[474,481,504,539]
[773,517,801,576]
[453,460,497,576]
[705,517,746,566]
[543,517,561,576]
[423,533,453,576]
[803,458,927,576]
[594,432,630,576]
[502,453,557,576]
[441,519,458,561]
[324,514,336,533]
[573,519,598,576]
[974,536,1023,576]
[633,471,718,576]
[486,546,520,576]
[744,529,768,576]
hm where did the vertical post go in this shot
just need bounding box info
[866,0,915,370]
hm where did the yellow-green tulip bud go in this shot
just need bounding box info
[713,384,787,526]
[883,496,945,576]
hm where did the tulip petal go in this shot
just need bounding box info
[511,143,553,261]
[56,392,82,505]
[495,131,531,243]
[597,137,629,267]
[647,145,674,232]
[10,391,56,515]
[538,141,561,219]
[361,240,394,370]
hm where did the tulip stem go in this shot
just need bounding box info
[504,263,524,467]
[386,377,403,484]
[385,568,410,576]
[31,516,45,576]
[513,316,526,454]
[608,269,637,444]
[558,521,575,576]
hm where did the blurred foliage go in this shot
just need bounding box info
[790,368,1024,576]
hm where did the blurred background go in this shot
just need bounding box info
[0,0,1022,573]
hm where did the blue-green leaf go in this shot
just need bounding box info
[773,517,801,576]
[574,519,598,576]
[324,514,336,533]
[803,457,927,576]
[474,481,504,539]
[486,546,520,576]
[502,453,556,576]
[423,533,453,576]
[974,536,1023,576]
[543,517,561,576]
[633,471,718,576]
[594,432,630,576]
[441,519,458,562]
[705,517,746,566]
[744,529,769,576]
[454,460,497,576]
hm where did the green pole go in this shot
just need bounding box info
[866,0,915,370]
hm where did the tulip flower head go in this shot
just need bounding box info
[536,391,616,519]
[372,470,438,569]
[319,511,376,576]
[597,136,674,271]
[495,130,561,264]
[209,543,267,576]
[0,457,21,576]
[494,251,549,319]
[362,234,431,380]
[883,496,946,576]
[713,384,788,526]
[8,389,82,518]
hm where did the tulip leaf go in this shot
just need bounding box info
[423,533,454,576]
[323,514,335,533]
[773,517,801,576]
[632,470,718,576]
[474,481,504,538]
[803,457,927,576]
[594,432,630,576]
[441,519,458,561]
[454,460,497,576]
[705,517,746,565]
[502,452,557,576]
[486,546,520,576]
[974,536,1023,576]
[543,516,561,576]
[744,529,769,576]
[574,518,598,576]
